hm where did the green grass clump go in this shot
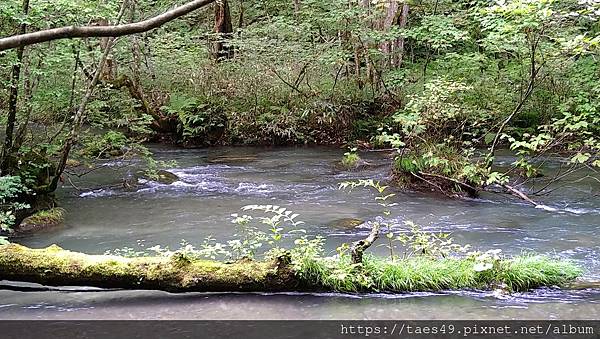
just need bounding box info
[497,255,582,291]
[21,208,66,228]
[341,152,361,169]
[297,255,582,293]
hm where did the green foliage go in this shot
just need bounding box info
[341,147,360,168]
[392,143,488,192]
[0,176,30,232]
[1,0,598,203]
[161,94,228,144]
[78,131,129,159]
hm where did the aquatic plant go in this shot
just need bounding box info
[341,148,361,169]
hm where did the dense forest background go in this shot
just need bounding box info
[0,0,599,233]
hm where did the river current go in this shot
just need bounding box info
[1,146,599,319]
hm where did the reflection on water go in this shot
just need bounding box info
[2,146,600,319]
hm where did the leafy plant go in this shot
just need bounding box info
[0,176,30,232]
[341,147,360,168]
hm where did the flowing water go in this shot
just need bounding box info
[1,146,599,319]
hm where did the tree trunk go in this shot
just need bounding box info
[0,244,298,292]
[98,19,117,81]
[48,2,128,193]
[360,0,374,86]
[381,0,400,58]
[392,3,409,67]
[351,222,381,264]
[1,0,30,175]
[380,1,409,69]
[213,0,233,61]
[0,243,580,293]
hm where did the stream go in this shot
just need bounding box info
[1,146,599,319]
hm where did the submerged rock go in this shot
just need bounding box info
[327,218,364,229]
[334,158,372,171]
[208,155,258,164]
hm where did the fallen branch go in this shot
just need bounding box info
[501,184,539,207]
[418,171,479,195]
[0,0,215,51]
[409,172,452,198]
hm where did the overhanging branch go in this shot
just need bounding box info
[0,0,215,51]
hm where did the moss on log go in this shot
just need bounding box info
[0,244,297,292]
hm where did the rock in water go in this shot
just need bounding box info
[328,218,364,229]
[156,170,180,185]
[17,208,66,233]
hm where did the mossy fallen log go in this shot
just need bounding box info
[0,244,297,292]
[0,244,583,293]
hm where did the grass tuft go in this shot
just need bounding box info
[297,254,582,293]
[20,208,66,229]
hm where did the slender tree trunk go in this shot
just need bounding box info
[98,19,117,81]
[1,0,30,175]
[360,0,374,86]
[238,0,245,29]
[392,3,409,67]
[48,2,128,192]
[13,47,42,152]
[213,0,233,61]
[380,0,399,68]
